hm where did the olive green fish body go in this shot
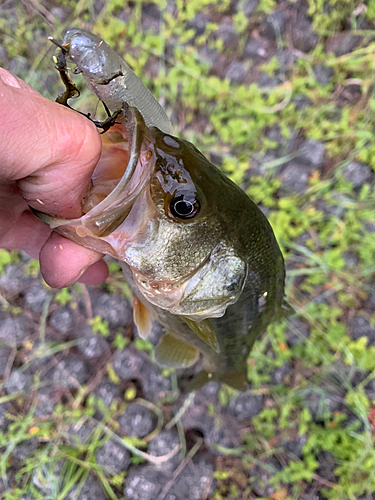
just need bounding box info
[33,29,288,390]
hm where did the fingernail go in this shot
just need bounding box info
[0,68,22,89]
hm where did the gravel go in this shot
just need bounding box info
[66,473,107,500]
[0,346,12,377]
[125,466,169,500]
[4,370,33,394]
[24,285,50,313]
[90,292,133,329]
[0,313,33,347]
[118,403,157,438]
[297,139,326,170]
[326,32,362,56]
[313,63,334,85]
[271,361,293,385]
[112,347,145,380]
[225,61,248,84]
[227,392,264,420]
[148,429,181,471]
[342,161,372,189]
[140,363,173,403]
[49,307,75,336]
[95,439,131,475]
[243,37,270,61]
[49,359,90,389]
[349,315,375,346]
[263,12,288,40]
[76,327,109,359]
[93,379,122,408]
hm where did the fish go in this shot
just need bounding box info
[32,28,289,391]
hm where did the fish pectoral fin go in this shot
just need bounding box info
[133,295,153,339]
[180,317,220,353]
[154,333,199,369]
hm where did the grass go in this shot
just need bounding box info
[0,0,375,499]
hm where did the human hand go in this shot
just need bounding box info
[0,67,108,288]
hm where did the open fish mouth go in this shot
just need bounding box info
[31,104,155,255]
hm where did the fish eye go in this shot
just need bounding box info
[170,193,200,219]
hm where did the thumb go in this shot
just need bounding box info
[0,68,102,219]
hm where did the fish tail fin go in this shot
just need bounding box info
[186,368,248,392]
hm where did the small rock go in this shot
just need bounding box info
[49,307,75,336]
[93,379,122,408]
[205,415,242,455]
[286,317,310,346]
[326,32,361,56]
[343,251,359,268]
[217,23,239,52]
[186,13,209,37]
[227,392,264,420]
[225,61,247,84]
[241,0,259,18]
[68,420,98,446]
[12,438,39,461]
[118,403,157,438]
[316,451,337,482]
[294,94,311,109]
[313,63,334,85]
[112,347,144,381]
[50,359,90,389]
[194,381,221,406]
[0,264,33,297]
[24,285,49,313]
[0,403,10,431]
[257,73,282,88]
[77,328,109,359]
[243,37,270,61]
[0,346,12,378]
[263,12,288,40]
[349,315,375,346]
[34,387,58,418]
[66,473,107,500]
[0,313,33,347]
[169,454,215,500]
[140,363,173,403]
[277,48,297,69]
[148,429,181,471]
[283,435,307,458]
[125,466,169,500]
[4,370,33,394]
[271,361,292,385]
[342,161,372,189]
[141,2,161,32]
[298,139,325,170]
[91,292,133,329]
[96,439,131,475]
[301,388,343,422]
[250,456,282,497]
[281,163,310,194]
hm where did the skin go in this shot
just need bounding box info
[0,67,108,287]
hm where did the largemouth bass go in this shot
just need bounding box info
[33,29,288,390]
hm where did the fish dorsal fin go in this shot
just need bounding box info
[133,295,153,339]
[180,317,220,353]
[155,333,199,368]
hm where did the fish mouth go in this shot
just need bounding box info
[31,105,155,254]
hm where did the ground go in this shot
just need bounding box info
[0,1,375,499]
